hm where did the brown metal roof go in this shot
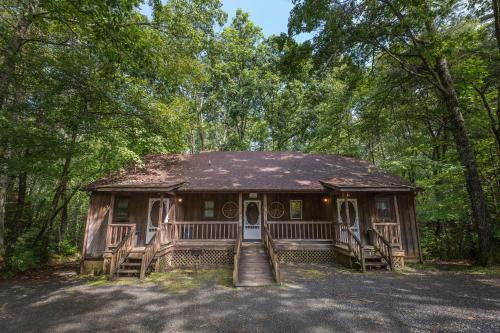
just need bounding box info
[88,151,415,192]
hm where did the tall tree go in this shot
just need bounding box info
[289,0,495,263]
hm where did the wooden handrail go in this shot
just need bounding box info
[175,221,239,224]
[232,225,243,286]
[263,225,281,284]
[373,222,401,247]
[267,221,332,224]
[369,228,394,270]
[266,221,333,240]
[345,227,365,272]
[172,221,239,240]
[140,222,172,280]
[106,224,134,248]
[109,226,136,280]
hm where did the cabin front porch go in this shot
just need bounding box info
[83,190,417,285]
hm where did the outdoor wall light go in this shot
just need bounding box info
[322,197,330,204]
[177,197,183,203]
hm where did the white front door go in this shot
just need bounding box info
[243,200,261,240]
[146,198,170,244]
[337,198,360,239]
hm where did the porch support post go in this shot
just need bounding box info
[344,193,350,227]
[263,193,268,227]
[158,193,164,226]
[393,194,402,249]
[105,193,115,247]
[238,193,243,231]
[413,194,423,263]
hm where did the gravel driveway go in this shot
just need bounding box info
[1,264,499,333]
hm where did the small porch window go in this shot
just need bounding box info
[115,198,129,220]
[203,200,215,218]
[290,200,302,220]
[375,197,393,221]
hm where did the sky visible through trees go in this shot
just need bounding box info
[0,0,498,271]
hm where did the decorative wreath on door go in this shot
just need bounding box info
[221,201,238,219]
[268,201,285,219]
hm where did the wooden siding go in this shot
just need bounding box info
[113,193,175,246]
[177,193,240,221]
[84,190,421,259]
[331,192,420,259]
[396,193,421,259]
[85,192,111,257]
[266,193,333,221]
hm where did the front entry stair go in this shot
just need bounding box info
[363,246,389,270]
[237,242,276,287]
[111,249,156,279]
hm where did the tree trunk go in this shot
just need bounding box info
[491,0,500,149]
[13,172,27,228]
[3,172,28,260]
[435,57,494,265]
[34,130,77,258]
[58,186,68,245]
[0,173,8,260]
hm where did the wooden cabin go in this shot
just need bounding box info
[80,152,422,286]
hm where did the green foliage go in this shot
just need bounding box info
[55,240,79,257]
[1,0,499,271]
[8,230,41,272]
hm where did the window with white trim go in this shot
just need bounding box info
[115,198,129,220]
[290,200,302,220]
[375,197,393,221]
[203,200,215,218]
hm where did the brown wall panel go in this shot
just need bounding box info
[85,192,111,257]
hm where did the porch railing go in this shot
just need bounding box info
[373,222,401,247]
[333,223,350,245]
[266,221,333,240]
[369,227,394,270]
[109,225,136,279]
[263,224,281,284]
[106,223,134,247]
[233,225,243,286]
[172,221,239,241]
[346,227,365,272]
[334,223,365,272]
[140,223,172,280]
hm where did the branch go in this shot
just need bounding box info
[472,83,499,128]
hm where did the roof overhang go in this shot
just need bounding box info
[320,181,415,193]
[176,188,328,193]
[92,181,186,193]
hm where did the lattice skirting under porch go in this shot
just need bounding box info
[278,249,335,263]
[393,255,404,269]
[156,249,233,271]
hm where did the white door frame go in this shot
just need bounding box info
[146,198,170,244]
[337,198,360,239]
[243,200,261,240]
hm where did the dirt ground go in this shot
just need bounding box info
[1,262,499,333]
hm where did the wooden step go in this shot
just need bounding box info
[121,262,142,267]
[365,255,383,260]
[239,259,270,265]
[127,253,144,259]
[365,261,388,267]
[117,269,140,274]
[237,243,277,286]
[240,267,272,275]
